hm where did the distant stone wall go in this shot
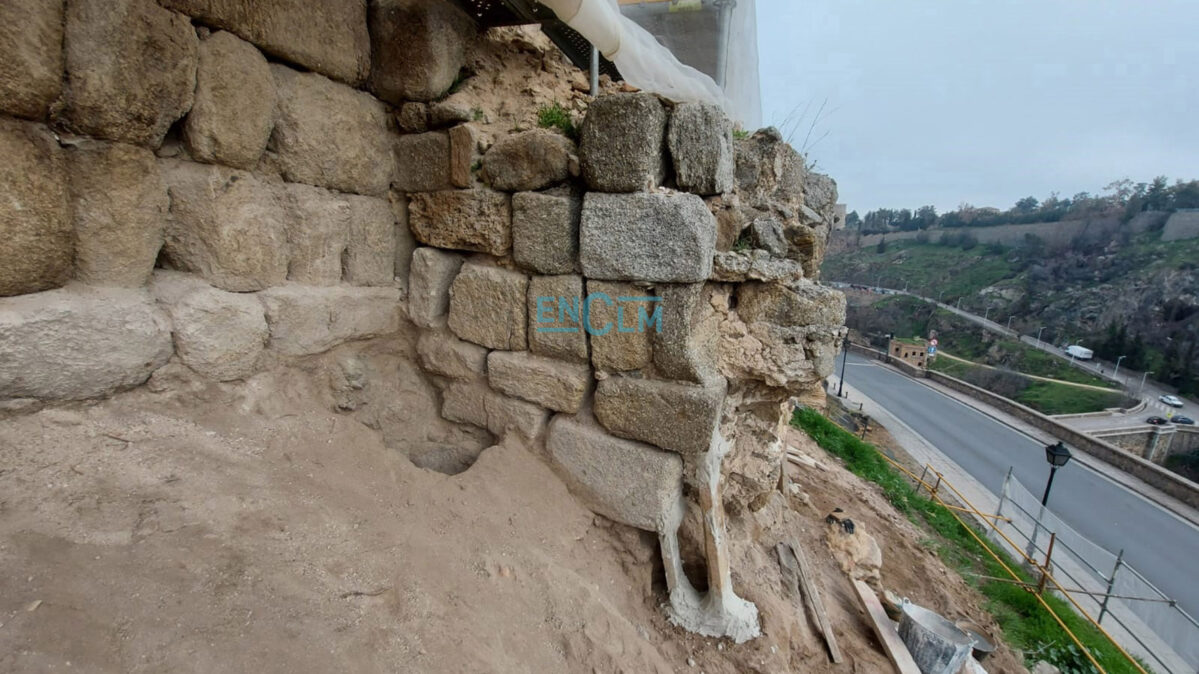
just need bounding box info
[1161,210,1199,242]
[831,210,1183,254]
[841,217,1124,250]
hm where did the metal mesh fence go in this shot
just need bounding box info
[991,473,1199,673]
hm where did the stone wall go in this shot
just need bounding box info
[1161,209,1199,242]
[0,0,483,407]
[406,93,846,641]
[0,0,847,643]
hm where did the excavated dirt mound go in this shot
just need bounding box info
[0,323,1025,672]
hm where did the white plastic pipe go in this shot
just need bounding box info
[536,0,734,116]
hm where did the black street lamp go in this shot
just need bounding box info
[837,337,850,397]
[1041,442,1072,506]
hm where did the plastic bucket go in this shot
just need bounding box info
[897,602,976,674]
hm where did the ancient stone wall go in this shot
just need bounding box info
[0,0,847,643]
[0,0,485,406]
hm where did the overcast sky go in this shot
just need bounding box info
[756,0,1199,214]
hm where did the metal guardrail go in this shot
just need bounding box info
[882,458,1144,673]
[994,471,1199,674]
[811,418,1154,674]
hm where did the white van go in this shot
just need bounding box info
[1065,345,1094,360]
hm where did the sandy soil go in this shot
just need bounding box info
[0,321,1026,673]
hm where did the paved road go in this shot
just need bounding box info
[831,281,1199,425]
[843,353,1199,618]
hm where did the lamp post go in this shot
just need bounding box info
[1139,371,1154,398]
[1007,316,1015,332]
[938,290,946,303]
[984,306,991,322]
[1041,442,1072,507]
[1113,355,1126,379]
[837,338,850,397]
[1036,326,1045,347]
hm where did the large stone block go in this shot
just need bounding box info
[416,330,487,380]
[579,93,668,192]
[667,103,734,196]
[528,274,587,363]
[447,262,528,350]
[0,0,63,119]
[156,280,268,381]
[482,129,573,192]
[512,190,579,274]
[439,378,488,428]
[0,287,172,400]
[270,64,394,196]
[585,280,653,372]
[546,414,684,532]
[184,30,276,170]
[734,127,805,209]
[160,0,369,85]
[652,283,719,385]
[736,282,846,328]
[579,191,716,282]
[710,250,804,283]
[63,0,197,147]
[394,131,452,192]
[594,376,725,455]
[407,247,464,328]
[803,171,839,216]
[161,161,289,292]
[0,119,71,297]
[408,189,511,255]
[484,391,549,441]
[368,0,475,103]
[283,183,351,285]
[487,351,590,413]
[441,379,548,441]
[258,285,401,356]
[69,141,167,288]
[345,194,398,286]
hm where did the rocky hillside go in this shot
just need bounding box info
[826,228,1199,396]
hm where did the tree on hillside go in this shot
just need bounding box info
[876,236,888,254]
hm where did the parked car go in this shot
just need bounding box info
[1171,416,1195,425]
[1147,416,1169,425]
[1160,394,1185,408]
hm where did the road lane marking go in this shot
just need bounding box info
[856,359,1199,533]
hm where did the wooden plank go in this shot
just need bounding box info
[777,542,843,664]
[851,579,921,674]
